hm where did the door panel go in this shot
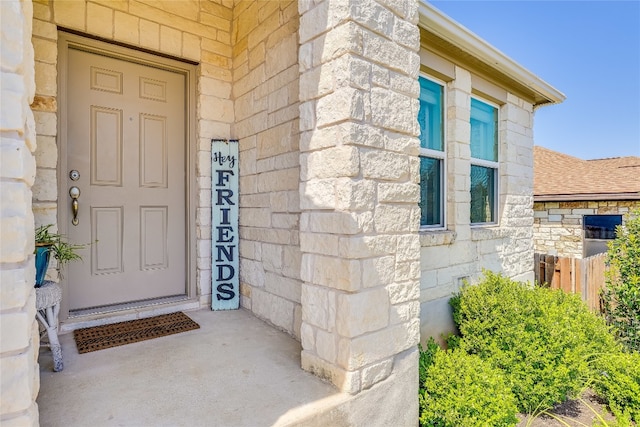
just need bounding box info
[66,47,187,311]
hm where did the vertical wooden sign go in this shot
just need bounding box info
[211,139,239,310]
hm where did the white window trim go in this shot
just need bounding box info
[419,74,447,231]
[470,95,499,227]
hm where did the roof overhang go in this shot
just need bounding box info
[535,193,640,202]
[418,1,566,107]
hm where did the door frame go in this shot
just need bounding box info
[57,31,197,321]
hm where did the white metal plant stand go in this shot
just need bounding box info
[35,281,63,371]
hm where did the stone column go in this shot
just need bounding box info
[0,0,40,425]
[298,0,421,396]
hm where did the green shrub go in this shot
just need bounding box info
[451,271,618,413]
[418,337,439,394]
[602,210,640,352]
[419,348,518,427]
[591,351,640,423]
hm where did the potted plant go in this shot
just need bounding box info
[34,224,85,287]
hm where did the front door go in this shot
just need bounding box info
[62,39,188,312]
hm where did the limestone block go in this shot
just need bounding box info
[299,179,335,209]
[301,283,336,330]
[31,38,56,65]
[396,234,420,262]
[271,213,298,229]
[384,131,419,155]
[387,281,420,305]
[266,33,297,77]
[86,2,113,39]
[257,167,299,192]
[1,2,25,73]
[361,149,408,180]
[360,358,393,390]
[1,402,39,427]
[251,287,295,333]
[0,350,36,414]
[239,258,266,288]
[300,232,339,257]
[139,19,160,51]
[299,211,362,235]
[0,307,31,353]
[373,205,413,233]
[0,138,36,184]
[300,322,316,352]
[338,320,418,370]
[390,300,420,325]
[256,121,293,158]
[239,208,272,228]
[301,253,361,292]
[282,245,301,279]
[362,255,395,288]
[261,243,283,273]
[321,22,363,64]
[335,178,375,211]
[315,328,337,364]
[336,288,389,338]
[300,146,360,181]
[371,87,418,134]
[160,25,182,57]
[338,235,397,259]
[1,75,26,131]
[33,111,56,136]
[378,182,419,204]
[114,11,139,45]
[316,87,367,127]
[298,0,330,44]
[392,13,420,50]
[0,268,33,311]
[200,76,232,99]
[330,54,372,92]
[301,350,361,394]
[32,18,56,40]
[265,272,301,303]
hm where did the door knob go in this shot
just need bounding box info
[69,186,81,226]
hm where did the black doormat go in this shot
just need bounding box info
[73,312,200,354]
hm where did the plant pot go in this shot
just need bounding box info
[35,245,52,288]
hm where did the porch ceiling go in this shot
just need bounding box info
[37,309,346,426]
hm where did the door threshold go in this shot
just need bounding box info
[60,296,201,334]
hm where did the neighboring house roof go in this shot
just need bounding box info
[418,1,566,107]
[534,146,640,201]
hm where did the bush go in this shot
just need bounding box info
[451,271,618,413]
[591,351,640,423]
[602,210,640,352]
[419,348,518,427]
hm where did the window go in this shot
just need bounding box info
[418,76,445,228]
[470,98,498,224]
[583,214,622,257]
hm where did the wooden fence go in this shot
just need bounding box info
[534,252,608,311]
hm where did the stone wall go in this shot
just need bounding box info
[232,0,302,339]
[419,47,536,344]
[0,1,40,425]
[298,0,421,409]
[30,0,234,310]
[533,200,640,258]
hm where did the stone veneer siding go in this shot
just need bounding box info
[298,0,421,412]
[533,200,640,258]
[233,0,303,338]
[419,38,537,344]
[1,1,40,425]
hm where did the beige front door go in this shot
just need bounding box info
[62,40,188,312]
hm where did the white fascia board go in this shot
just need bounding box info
[419,1,566,106]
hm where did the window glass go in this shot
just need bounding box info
[418,77,443,152]
[470,98,497,162]
[419,157,442,226]
[584,215,622,239]
[470,165,495,224]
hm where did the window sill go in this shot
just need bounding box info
[419,229,456,247]
[471,226,504,241]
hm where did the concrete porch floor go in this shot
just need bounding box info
[37,309,348,427]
